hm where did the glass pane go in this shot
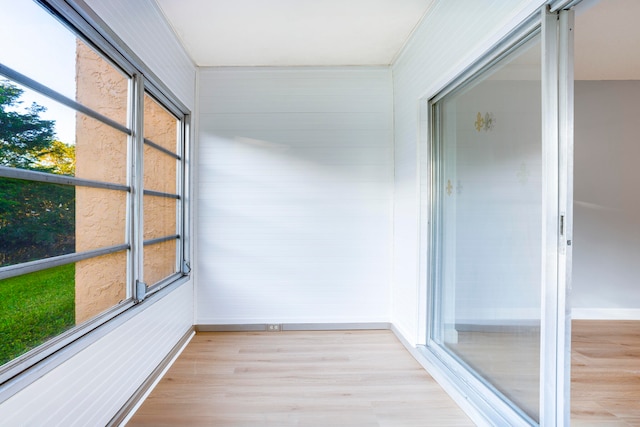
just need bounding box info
[76,187,127,251]
[144,145,177,194]
[434,36,542,421]
[76,111,129,185]
[0,250,127,366]
[0,79,129,185]
[144,94,178,154]
[144,240,178,287]
[75,251,127,323]
[0,180,126,268]
[0,264,75,366]
[0,80,76,172]
[143,195,177,240]
[0,0,129,126]
[0,0,77,100]
[75,40,129,126]
[0,179,75,266]
[142,93,180,287]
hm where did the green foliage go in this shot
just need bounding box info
[0,179,75,265]
[0,80,76,266]
[0,263,75,366]
[0,82,57,171]
[35,139,76,175]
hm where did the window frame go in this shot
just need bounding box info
[140,90,186,291]
[422,8,544,427]
[420,4,574,426]
[0,0,191,395]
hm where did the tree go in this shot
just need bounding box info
[0,81,76,266]
[34,139,76,176]
[0,82,57,171]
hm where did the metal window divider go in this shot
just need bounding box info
[131,73,146,303]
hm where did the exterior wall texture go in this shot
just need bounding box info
[75,41,129,323]
[143,95,179,286]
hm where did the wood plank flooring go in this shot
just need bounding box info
[571,320,640,426]
[127,330,474,427]
[127,322,640,426]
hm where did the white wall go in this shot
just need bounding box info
[0,0,197,424]
[84,0,196,110]
[573,80,640,319]
[390,0,544,345]
[197,67,393,325]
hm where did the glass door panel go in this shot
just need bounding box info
[432,34,542,422]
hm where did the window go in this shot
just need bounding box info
[424,6,573,425]
[0,0,189,383]
[429,31,543,423]
[143,93,183,288]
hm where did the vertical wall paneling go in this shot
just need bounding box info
[197,67,394,325]
[391,0,544,345]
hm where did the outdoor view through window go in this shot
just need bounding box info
[0,0,184,369]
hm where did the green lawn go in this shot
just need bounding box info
[0,263,75,366]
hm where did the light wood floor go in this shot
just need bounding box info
[127,330,474,427]
[127,322,640,426]
[571,320,640,426]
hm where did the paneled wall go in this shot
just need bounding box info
[390,0,543,344]
[197,67,393,325]
[84,0,196,110]
[0,0,196,423]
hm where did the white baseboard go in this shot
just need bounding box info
[572,308,640,320]
[196,322,392,332]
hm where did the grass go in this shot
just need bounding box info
[0,263,75,366]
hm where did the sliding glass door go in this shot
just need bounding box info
[426,7,573,426]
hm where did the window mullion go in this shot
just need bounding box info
[130,74,146,302]
[178,118,189,275]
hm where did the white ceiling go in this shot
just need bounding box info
[154,0,435,67]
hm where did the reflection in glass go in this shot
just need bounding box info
[434,36,542,421]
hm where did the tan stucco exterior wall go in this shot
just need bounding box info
[75,41,128,324]
[75,43,180,323]
[143,95,178,286]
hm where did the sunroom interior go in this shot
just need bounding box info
[0,0,638,426]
